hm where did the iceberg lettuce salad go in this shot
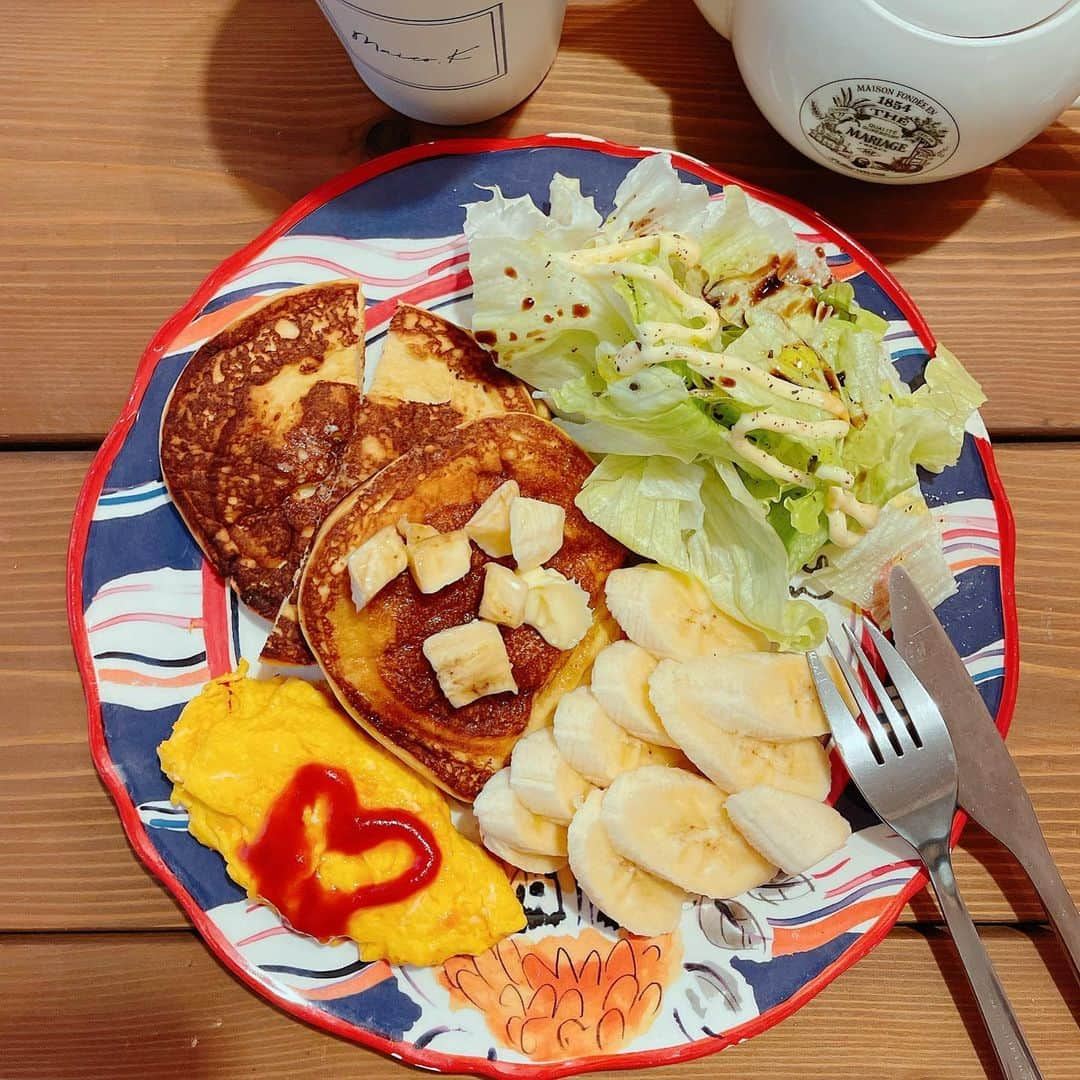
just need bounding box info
[463,155,985,650]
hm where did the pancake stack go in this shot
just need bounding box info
[161,282,626,799]
[161,284,534,665]
[298,413,625,801]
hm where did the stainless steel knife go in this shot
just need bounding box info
[890,565,1080,984]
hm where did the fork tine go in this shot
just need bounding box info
[826,635,893,760]
[807,650,879,771]
[864,621,942,747]
[843,625,917,754]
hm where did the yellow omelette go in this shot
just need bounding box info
[158,664,524,966]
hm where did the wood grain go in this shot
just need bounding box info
[1,444,1078,931]
[0,0,1077,441]
[1,927,1077,1078]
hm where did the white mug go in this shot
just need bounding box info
[316,0,567,125]
[693,0,1080,183]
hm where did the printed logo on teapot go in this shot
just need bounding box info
[799,79,959,178]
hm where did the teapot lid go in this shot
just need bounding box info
[876,0,1069,37]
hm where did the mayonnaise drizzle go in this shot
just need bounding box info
[570,235,883,551]
[729,412,851,486]
[606,262,720,342]
[571,232,701,267]
[815,463,856,488]
[826,486,881,548]
[635,345,849,419]
[826,510,860,549]
[570,234,719,345]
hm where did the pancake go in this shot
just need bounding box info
[298,413,626,802]
[260,303,535,666]
[160,281,364,621]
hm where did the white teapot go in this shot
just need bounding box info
[693,0,1080,183]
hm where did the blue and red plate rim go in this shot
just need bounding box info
[66,133,1019,1078]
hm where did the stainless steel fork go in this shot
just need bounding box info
[808,623,1043,1080]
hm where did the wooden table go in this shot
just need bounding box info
[2,1,1078,1076]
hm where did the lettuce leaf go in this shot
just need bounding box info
[575,456,826,650]
[463,175,633,391]
[465,154,985,650]
[843,345,987,506]
[799,488,957,627]
[551,367,737,464]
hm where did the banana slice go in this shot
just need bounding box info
[466,479,519,558]
[604,565,770,659]
[510,727,595,824]
[567,787,688,936]
[656,698,832,799]
[590,640,677,747]
[649,653,830,742]
[473,768,568,857]
[726,785,851,876]
[553,686,683,787]
[482,832,567,875]
[422,620,517,708]
[602,766,776,899]
[347,525,407,612]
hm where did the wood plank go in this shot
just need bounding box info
[2,927,1077,1078]
[1,443,1078,931]
[0,0,1077,441]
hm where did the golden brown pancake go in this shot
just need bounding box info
[298,413,626,802]
[160,281,364,621]
[260,303,535,666]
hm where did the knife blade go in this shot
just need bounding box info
[889,565,1080,984]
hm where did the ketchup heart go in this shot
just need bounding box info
[242,762,442,941]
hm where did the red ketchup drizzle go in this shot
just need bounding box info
[241,763,442,940]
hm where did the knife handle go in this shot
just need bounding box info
[923,840,1044,1080]
[1017,832,1080,986]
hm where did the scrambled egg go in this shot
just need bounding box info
[158,664,525,966]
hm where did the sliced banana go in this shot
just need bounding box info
[479,563,529,628]
[602,766,776,899]
[347,525,406,612]
[590,640,676,747]
[604,565,770,659]
[649,653,830,742]
[422,620,517,708]
[657,698,832,799]
[482,831,567,875]
[510,496,565,571]
[402,526,472,594]
[466,479,519,558]
[726,785,851,876]
[520,567,593,650]
[567,788,688,937]
[553,686,683,787]
[473,768,567,857]
[510,727,594,824]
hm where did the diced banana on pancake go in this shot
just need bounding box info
[260,302,535,665]
[160,280,365,622]
[297,413,626,802]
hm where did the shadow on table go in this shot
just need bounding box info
[922,925,1006,1080]
[1006,119,1080,220]
[909,819,1080,1060]
[201,0,392,212]
[202,0,992,256]
[202,0,1078,253]
[923,922,1080,1075]
[542,0,995,257]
